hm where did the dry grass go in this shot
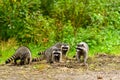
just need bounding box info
[0,38,18,51]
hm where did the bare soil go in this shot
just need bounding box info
[0,54,120,80]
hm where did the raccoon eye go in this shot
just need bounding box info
[54,53,60,55]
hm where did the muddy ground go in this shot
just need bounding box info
[0,54,120,80]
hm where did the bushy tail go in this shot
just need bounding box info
[5,55,16,64]
[38,51,45,55]
[32,55,45,62]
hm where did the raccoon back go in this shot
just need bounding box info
[5,46,32,64]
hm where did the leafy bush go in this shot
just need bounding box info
[0,0,120,57]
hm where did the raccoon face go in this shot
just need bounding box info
[52,48,62,62]
[53,52,60,62]
[76,44,84,52]
[61,45,69,54]
[76,47,84,53]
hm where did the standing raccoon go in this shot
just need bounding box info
[32,46,62,63]
[5,46,32,65]
[76,42,89,65]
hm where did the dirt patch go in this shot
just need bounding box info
[0,54,120,80]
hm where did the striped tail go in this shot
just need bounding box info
[5,55,16,64]
[32,55,45,62]
[38,51,45,55]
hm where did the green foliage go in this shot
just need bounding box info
[0,0,120,64]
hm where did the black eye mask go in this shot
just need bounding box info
[76,47,83,50]
[62,47,68,50]
[53,52,60,62]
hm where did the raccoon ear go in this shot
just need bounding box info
[81,44,85,47]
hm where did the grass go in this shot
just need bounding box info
[0,30,120,64]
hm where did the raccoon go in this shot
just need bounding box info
[5,46,32,65]
[32,46,62,63]
[76,42,89,65]
[61,43,70,57]
[55,42,70,60]
[38,42,70,58]
[51,46,62,63]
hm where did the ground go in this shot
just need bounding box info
[0,54,120,80]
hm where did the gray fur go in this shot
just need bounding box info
[33,42,69,63]
[5,46,32,65]
[32,45,62,63]
[45,46,62,63]
[76,42,89,65]
[54,42,70,58]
